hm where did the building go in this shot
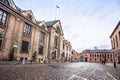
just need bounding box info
[0,0,72,62]
[110,21,120,64]
[71,49,79,62]
[62,39,72,62]
[80,49,113,63]
[45,20,64,62]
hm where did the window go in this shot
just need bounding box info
[97,55,99,57]
[39,45,44,55]
[40,32,45,41]
[54,35,58,47]
[23,23,31,35]
[113,38,115,49]
[0,0,9,5]
[21,41,29,53]
[0,9,7,26]
[110,54,112,58]
[90,54,91,57]
[0,39,3,50]
[115,35,118,48]
[27,14,32,20]
[66,46,68,51]
[0,34,4,50]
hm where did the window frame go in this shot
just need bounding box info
[39,45,44,55]
[0,9,7,26]
[21,40,29,53]
[23,23,31,35]
[0,34,4,51]
[40,31,45,42]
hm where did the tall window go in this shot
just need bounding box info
[0,0,9,5]
[119,31,120,41]
[115,35,118,48]
[0,39,2,50]
[40,32,45,41]
[0,34,4,50]
[0,9,7,26]
[21,41,29,53]
[23,23,31,35]
[39,45,44,55]
[113,38,115,49]
[54,36,58,47]
[111,40,113,49]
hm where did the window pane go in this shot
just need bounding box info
[0,39,2,49]
[24,23,31,35]
[39,45,44,55]
[40,32,45,41]
[21,41,29,53]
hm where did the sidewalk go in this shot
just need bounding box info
[106,63,120,68]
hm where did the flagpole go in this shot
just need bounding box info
[55,6,57,20]
[55,5,60,20]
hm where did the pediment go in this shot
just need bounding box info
[37,21,48,30]
[21,10,36,23]
[53,20,64,35]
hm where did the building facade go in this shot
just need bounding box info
[80,49,113,63]
[71,49,79,62]
[0,0,72,62]
[110,21,120,64]
[62,39,72,61]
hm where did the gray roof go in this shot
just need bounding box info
[45,20,59,28]
[81,49,112,54]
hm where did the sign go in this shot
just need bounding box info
[13,42,17,48]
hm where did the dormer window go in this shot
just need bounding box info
[0,0,9,6]
[27,14,32,20]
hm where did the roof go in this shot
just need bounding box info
[81,49,112,54]
[110,20,120,38]
[45,20,59,28]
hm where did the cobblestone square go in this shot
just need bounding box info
[0,62,120,80]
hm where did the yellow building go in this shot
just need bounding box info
[81,49,113,63]
[110,21,120,64]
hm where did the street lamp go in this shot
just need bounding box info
[13,42,18,61]
[112,48,117,68]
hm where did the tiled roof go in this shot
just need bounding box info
[45,20,59,28]
[81,49,112,54]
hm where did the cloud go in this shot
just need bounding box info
[14,0,120,52]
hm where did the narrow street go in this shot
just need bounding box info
[0,62,120,80]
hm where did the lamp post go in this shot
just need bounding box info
[112,48,117,68]
[13,42,17,61]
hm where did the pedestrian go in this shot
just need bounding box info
[40,59,43,64]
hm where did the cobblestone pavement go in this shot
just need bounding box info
[0,62,120,80]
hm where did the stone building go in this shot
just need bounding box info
[80,49,113,63]
[0,0,49,62]
[0,0,72,62]
[110,21,120,64]
[71,49,79,62]
[45,20,64,62]
[62,39,72,62]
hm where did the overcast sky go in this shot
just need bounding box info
[14,0,120,52]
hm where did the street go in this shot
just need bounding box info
[0,62,120,80]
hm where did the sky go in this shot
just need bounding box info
[14,0,120,52]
